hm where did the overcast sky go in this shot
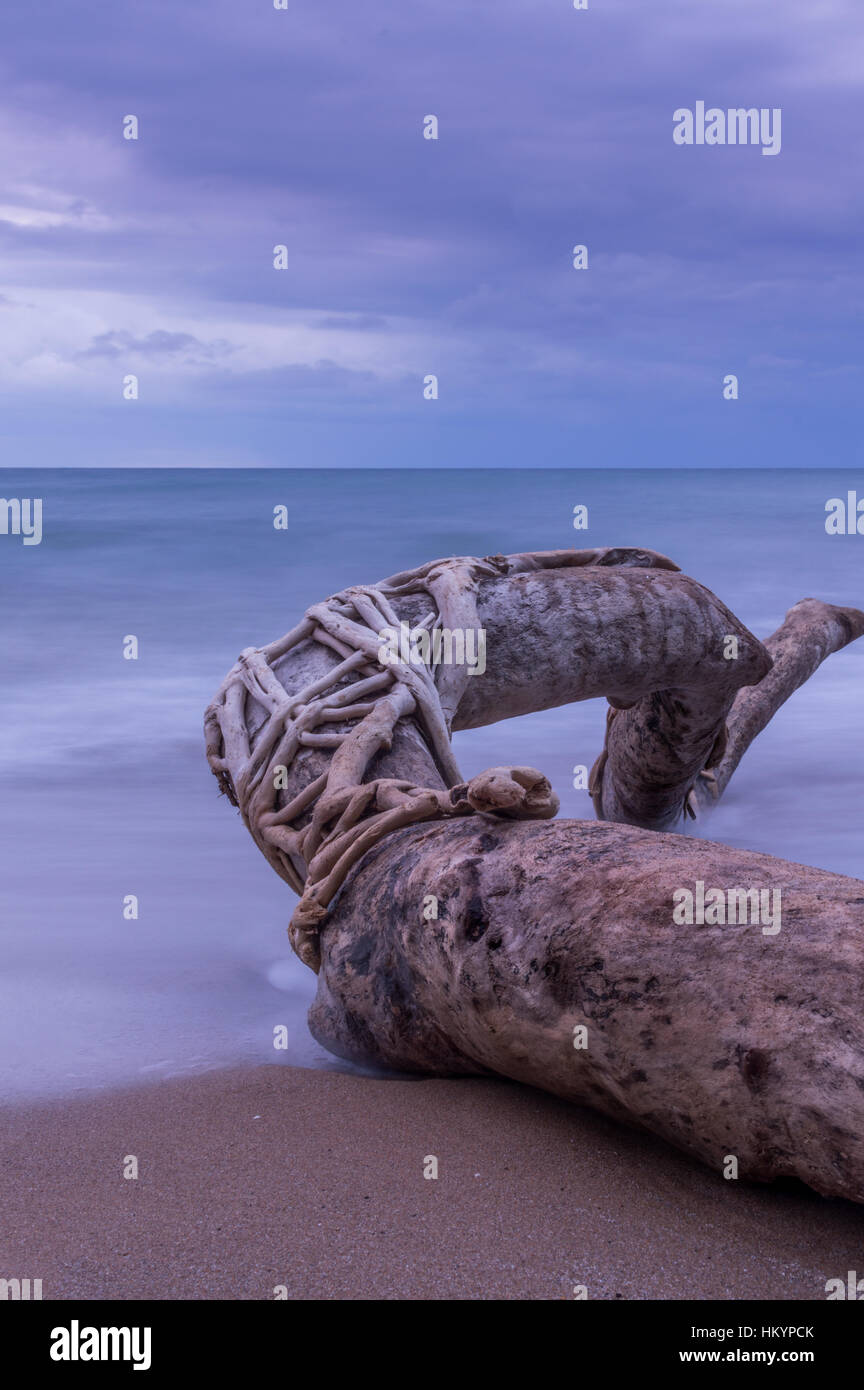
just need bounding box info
[1,0,861,467]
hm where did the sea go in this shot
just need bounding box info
[1,469,861,1099]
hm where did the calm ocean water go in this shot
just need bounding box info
[1,469,862,1099]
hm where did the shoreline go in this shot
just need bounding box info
[1,1063,861,1301]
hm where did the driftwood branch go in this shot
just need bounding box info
[687,598,864,816]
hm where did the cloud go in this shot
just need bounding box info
[75,329,235,362]
[0,189,115,231]
[0,0,861,459]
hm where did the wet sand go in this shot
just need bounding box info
[1,1064,860,1300]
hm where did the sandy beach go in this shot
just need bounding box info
[2,1063,861,1301]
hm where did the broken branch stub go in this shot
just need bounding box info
[688,597,864,816]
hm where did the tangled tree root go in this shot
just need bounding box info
[206,547,693,967]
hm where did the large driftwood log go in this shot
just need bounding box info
[205,549,864,1201]
[309,818,864,1203]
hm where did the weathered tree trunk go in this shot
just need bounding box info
[205,550,864,1201]
[309,817,864,1203]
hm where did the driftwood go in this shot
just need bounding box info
[205,549,864,1201]
[310,818,864,1203]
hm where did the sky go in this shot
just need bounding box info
[0,0,862,467]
